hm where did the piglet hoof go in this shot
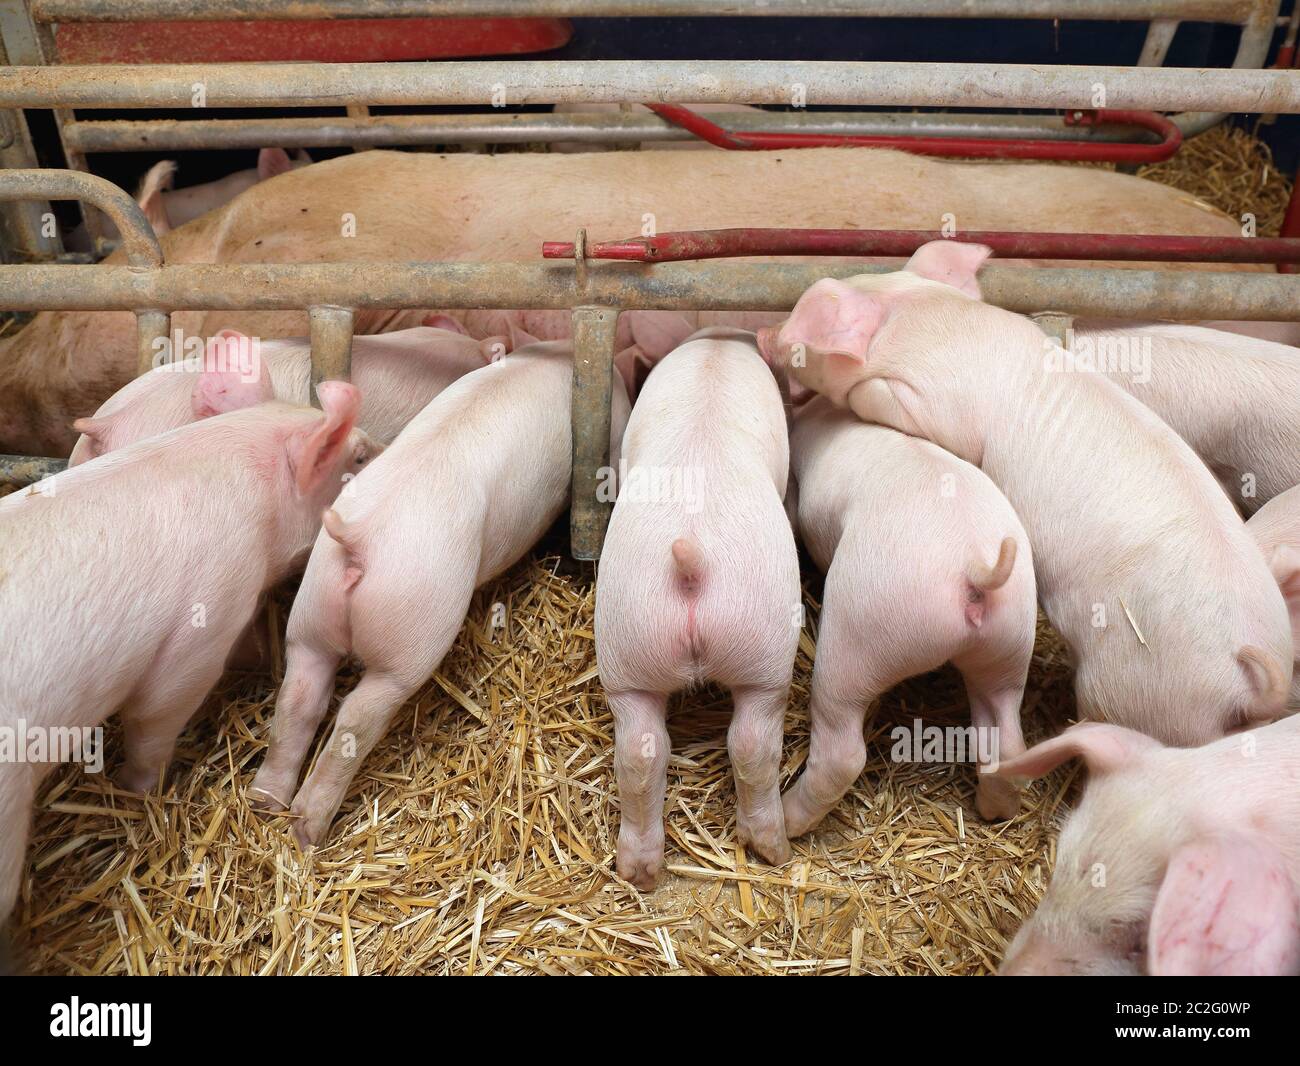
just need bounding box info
[616,831,664,891]
[738,822,792,868]
[246,783,290,814]
[975,776,1021,822]
[288,799,329,851]
[113,765,161,795]
[780,790,824,840]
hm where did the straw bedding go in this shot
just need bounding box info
[9,123,1293,975]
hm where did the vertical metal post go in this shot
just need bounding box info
[308,304,355,404]
[570,305,619,561]
[0,0,61,258]
[135,309,171,376]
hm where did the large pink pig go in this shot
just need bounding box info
[783,397,1037,834]
[0,375,373,922]
[68,321,501,465]
[994,717,1300,975]
[1069,321,1300,514]
[595,328,801,889]
[248,339,630,846]
[1248,483,1300,709]
[758,242,1295,746]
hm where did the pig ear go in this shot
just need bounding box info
[775,277,885,368]
[479,336,509,364]
[1237,645,1289,717]
[613,344,655,398]
[135,159,176,235]
[257,148,294,181]
[71,416,109,459]
[1148,837,1300,976]
[420,313,468,335]
[994,721,1159,780]
[903,240,992,299]
[293,149,313,166]
[624,310,694,360]
[286,382,362,497]
[1266,544,1300,611]
[506,321,541,351]
[190,331,273,419]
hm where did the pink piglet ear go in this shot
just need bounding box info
[993,721,1160,780]
[1149,836,1300,976]
[257,147,294,181]
[190,331,273,419]
[421,313,469,335]
[903,240,992,299]
[506,320,542,351]
[479,335,509,364]
[778,277,885,367]
[286,381,362,497]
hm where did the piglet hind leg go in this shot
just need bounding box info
[287,668,421,848]
[248,641,342,812]
[610,689,671,890]
[729,685,793,867]
[961,665,1028,821]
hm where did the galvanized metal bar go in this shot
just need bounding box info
[0,453,65,488]
[61,111,1163,152]
[3,61,1295,114]
[26,1,1270,23]
[135,308,171,377]
[1,260,1297,321]
[308,305,355,403]
[569,306,619,561]
[1031,310,1076,346]
[0,169,161,268]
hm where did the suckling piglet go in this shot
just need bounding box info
[782,397,1037,835]
[248,340,631,846]
[0,373,374,921]
[758,241,1295,746]
[1248,482,1300,708]
[595,328,801,889]
[995,716,1300,975]
[70,321,499,464]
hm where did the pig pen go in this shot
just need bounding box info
[6,123,1293,975]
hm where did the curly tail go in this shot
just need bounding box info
[967,536,1017,592]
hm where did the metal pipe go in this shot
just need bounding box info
[0,260,1298,321]
[135,308,170,377]
[542,227,1300,264]
[308,305,355,401]
[0,169,161,268]
[61,110,1166,152]
[569,306,619,561]
[3,61,1296,114]
[27,1,1271,23]
[0,454,65,488]
[643,103,1182,161]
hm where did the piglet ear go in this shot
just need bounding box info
[190,331,273,419]
[479,336,509,364]
[624,310,694,360]
[287,381,362,497]
[773,277,885,368]
[421,313,468,335]
[1267,544,1300,614]
[613,343,655,399]
[994,721,1160,780]
[71,416,110,460]
[257,147,294,181]
[135,159,176,235]
[506,321,541,351]
[1149,836,1300,976]
[903,240,992,299]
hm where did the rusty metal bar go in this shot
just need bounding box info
[135,308,171,377]
[2,61,1296,114]
[2,260,1299,320]
[61,111,1165,152]
[26,1,1272,22]
[0,453,65,488]
[308,305,355,402]
[569,306,620,561]
[0,169,161,268]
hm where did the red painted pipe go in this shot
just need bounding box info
[643,104,1183,163]
[541,227,1300,264]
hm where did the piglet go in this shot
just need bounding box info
[595,328,801,889]
[995,716,1300,975]
[248,339,631,846]
[0,372,373,921]
[783,397,1037,834]
[70,320,499,464]
[1070,321,1300,513]
[758,241,1295,746]
[1248,483,1300,708]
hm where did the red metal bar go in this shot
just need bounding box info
[541,227,1300,264]
[643,104,1182,163]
